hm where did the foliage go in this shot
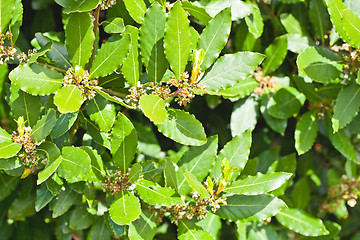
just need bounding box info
[1,0,360,239]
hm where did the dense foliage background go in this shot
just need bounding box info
[2,0,360,239]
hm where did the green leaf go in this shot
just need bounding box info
[55,0,100,13]
[342,9,360,48]
[195,213,222,239]
[267,87,306,119]
[177,135,217,195]
[86,95,116,132]
[199,52,265,91]
[157,109,207,146]
[290,177,310,210]
[184,171,210,198]
[203,77,258,98]
[69,206,93,230]
[57,146,91,180]
[65,12,94,67]
[90,217,111,240]
[294,75,323,103]
[260,97,288,136]
[201,0,253,21]
[9,84,41,127]
[0,172,19,200]
[262,35,288,74]
[0,142,22,159]
[0,0,16,33]
[309,0,331,42]
[182,1,212,25]
[122,26,140,86]
[276,208,329,236]
[164,158,178,191]
[31,109,56,144]
[280,13,305,35]
[128,210,157,240]
[128,163,142,183]
[0,127,12,144]
[52,186,78,218]
[111,113,138,173]
[37,156,63,185]
[136,179,184,206]
[123,0,146,23]
[9,64,63,96]
[89,34,131,78]
[81,146,105,182]
[295,111,318,155]
[224,172,292,195]
[210,130,251,180]
[28,42,53,64]
[54,86,85,113]
[35,184,54,212]
[139,94,168,124]
[325,0,351,43]
[0,157,21,170]
[103,17,125,34]
[245,3,264,39]
[8,194,36,220]
[164,1,192,79]
[179,230,215,240]
[287,34,312,54]
[197,7,231,70]
[51,112,78,138]
[139,3,168,83]
[297,46,343,84]
[37,141,61,163]
[216,194,287,222]
[230,97,259,136]
[109,191,141,225]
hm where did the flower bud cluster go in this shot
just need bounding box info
[252,67,276,96]
[100,0,117,10]
[0,32,37,65]
[102,170,131,195]
[151,192,226,225]
[63,67,98,100]
[11,126,40,168]
[332,44,360,78]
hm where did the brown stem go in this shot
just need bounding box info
[88,4,101,71]
[99,87,127,98]
[35,61,67,73]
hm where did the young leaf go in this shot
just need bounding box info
[111,113,138,173]
[57,146,91,180]
[309,0,331,42]
[52,186,77,218]
[164,1,192,79]
[0,142,22,159]
[37,156,63,185]
[122,26,140,86]
[342,9,360,48]
[109,191,141,225]
[31,109,56,144]
[230,96,259,136]
[123,0,146,23]
[267,87,306,119]
[86,95,116,132]
[325,0,351,43]
[135,179,184,206]
[177,135,218,195]
[276,208,329,236]
[50,112,78,138]
[9,64,63,96]
[184,171,210,198]
[157,108,207,146]
[197,7,232,70]
[65,12,94,67]
[295,111,318,155]
[54,86,85,113]
[139,2,168,82]
[139,94,168,125]
[262,35,288,74]
[216,195,287,222]
[89,34,131,78]
[210,130,252,180]
[199,52,265,91]
[224,172,292,195]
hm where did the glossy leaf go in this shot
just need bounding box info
[0,127,12,143]
[325,0,351,43]
[9,64,63,96]
[128,210,157,240]
[184,171,210,198]
[136,179,184,206]
[57,146,91,180]
[309,0,331,42]
[31,109,56,144]
[0,0,16,33]
[139,94,168,125]
[50,112,78,138]
[204,77,258,98]
[89,34,131,78]
[224,172,292,195]
[35,184,54,212]
[139,2,168,82]
[262,35,288,74]
[157,108,206,146]
[164,1,192,79]
[28,42,53,64]
[90,217,111,240]
[182,1,212,25]
[55,0,100,13]
[245,3,264,39]
[200,52,265,91]
[276,208,329,236]
[128,163,142,183]
[86,95,116,132]
[342,9,360,48]
[69,206,93,230]
[52,187,78,218]
[103,17,125,34]
[164,158,178,190]
[37,156,63,185]
[295,111,318,155]
[122,26,140,86]
[109,191,141,225]
[54,86,85,113]
[216,194,287,222]
[0,172,19,201]
[179,230,215,240]
[230,96,259,136]
[0,142,22,159]
[197,7,231,70]
[81,146,105,182]
[123,0,146,23]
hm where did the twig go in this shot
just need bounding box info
[88,4,101,71]
[35,61,66,73]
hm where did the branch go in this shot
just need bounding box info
[35,61,67,73]
[88,4,101,71]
